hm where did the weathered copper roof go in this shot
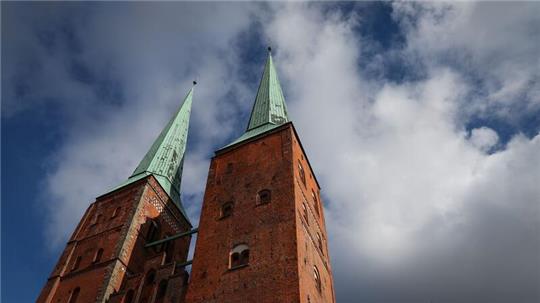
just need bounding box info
[102,85,194,223]
[223,50,290,148]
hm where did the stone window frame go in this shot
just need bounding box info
[229,243,250,270]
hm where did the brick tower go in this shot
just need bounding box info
[185,49,336,303]
[37,85,197,303]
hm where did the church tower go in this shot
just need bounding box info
[37,85,197,303]
[185,49,336,303]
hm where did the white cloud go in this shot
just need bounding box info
[4,2,539,301]
[265,3,539,300]
[3,2,257,247]
[469,126,499,152]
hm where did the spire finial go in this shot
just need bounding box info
[267,46,272,53]
[193,80,197,86]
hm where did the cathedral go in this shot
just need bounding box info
[37,49,336,303]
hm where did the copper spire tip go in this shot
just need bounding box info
[267,46,272,52]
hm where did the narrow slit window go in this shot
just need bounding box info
[312,190,320,217]
[302,202,309,225]
[298,162,306,185]
[317,233,324,255]
[314,266,321,292]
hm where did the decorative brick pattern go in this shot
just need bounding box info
[37,175,192,303]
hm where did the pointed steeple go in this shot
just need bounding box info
[224,48,290,148]
[247,47,289,130]
[104,83,195,221]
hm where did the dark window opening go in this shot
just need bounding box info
[93,248,104,263]
[123,290,134,303]
[145,270,156,285]
[164,240,175,264]
[156,280,168,302]
[68,287,80,303]
[221,202,233,218]
[146,220,160,242]
[257,189,271,205]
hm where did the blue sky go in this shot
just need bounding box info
[2,2,540,302]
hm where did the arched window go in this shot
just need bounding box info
[313,266,321,292]
[68,287,80,303]
[93,248,104,263]
[311,190,320,217]
[229,244,249,269]
[155,280,168,303]
[257,189,271,205]
[111,207,121,218]
[298,162,306,185]
[122,289,134,303]
[317,233,324,255]
[221,202,233,218]
[71,256,82,271]
[146,220,160,242]
[302,202,309,224]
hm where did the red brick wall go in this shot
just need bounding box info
[37,175,192,303]
[185,123,335,303]
[291,131,336,303]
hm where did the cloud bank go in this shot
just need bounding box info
[3,2,539,302]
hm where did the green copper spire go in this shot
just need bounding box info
[103,84,195,222]
[247,48,289,130]
[224,48,290,148]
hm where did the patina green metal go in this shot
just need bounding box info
[102,85,194,223]
[223,50,290,149]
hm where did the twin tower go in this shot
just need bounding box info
[37,50,336,303]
